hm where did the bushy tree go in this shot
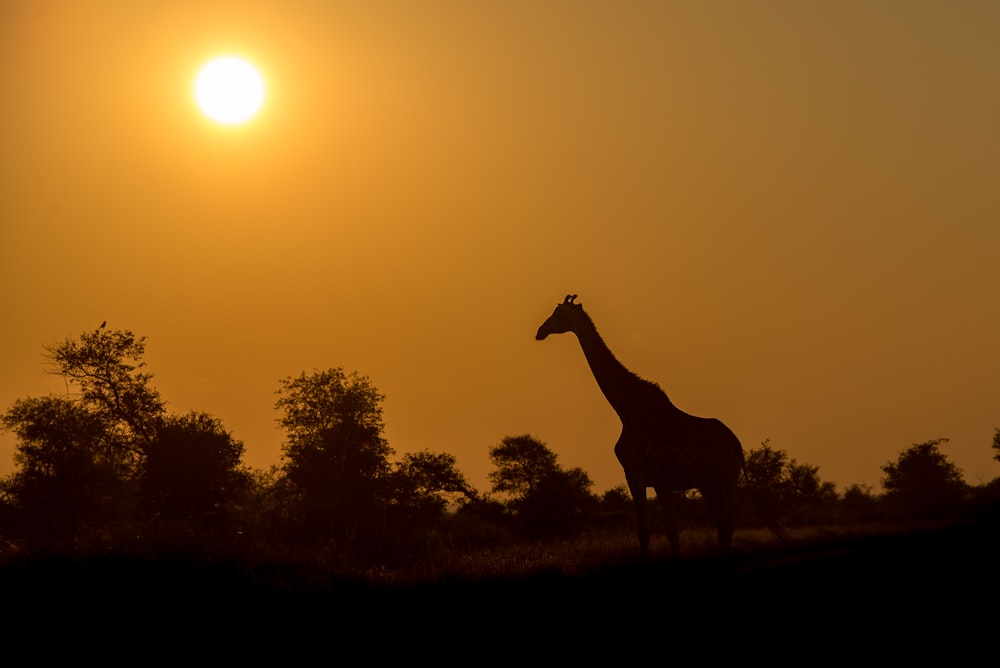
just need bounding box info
[588,484,634,530]
[232,465,297,543]
[0,395,121,540]
[784,460,838,512]
[275,369,392,544]
[600,485,633,513]
[488,434,559,499]
[992,428,1000,464]
[1,324,170,543]
[839,483,880,522]
[488,434,597,538]
[2,326,250,551]
[744,440,787,493]
[142,411,249,524]
[45,326,165,472]
[391,450,474,518]
[743,440,836,524]
[381,450,477,557]
[517,466,598,538]
[881,438,968,518]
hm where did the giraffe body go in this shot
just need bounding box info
[536,294,745,558]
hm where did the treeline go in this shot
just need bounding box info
[1,327,999,566]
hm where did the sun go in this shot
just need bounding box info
[195,57,265,125]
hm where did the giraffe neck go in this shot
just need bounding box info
[573,310,670,419]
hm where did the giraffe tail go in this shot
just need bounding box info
[749,487,791,543]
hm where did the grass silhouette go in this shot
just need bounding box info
[1,518,996,658]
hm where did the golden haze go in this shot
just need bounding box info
[1,2,998,495]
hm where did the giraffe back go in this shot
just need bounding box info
[615,413,743,493]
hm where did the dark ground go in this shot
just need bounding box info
[2,521,997,658]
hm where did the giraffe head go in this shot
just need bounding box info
[535,294,583,340]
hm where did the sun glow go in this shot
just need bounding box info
[195,57,265,125]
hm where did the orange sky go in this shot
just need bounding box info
[2,1,998,496]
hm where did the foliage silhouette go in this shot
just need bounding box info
[1,396,121,542]
[3,326,999,584]
[3,325,179,545]
[881,438,968,519]
[589,485,635,530]
[488,433,598,539]
[742,439,837,524]
[143,411,249,524]
[390,450,474,518]
[275,369,393,550]
[488,434,559,499]
[516,466,599,538]
[839,484,881,523]
[382,450,477,559]
[45,327,165,469]
[1,327,247,550]
[600,485,632,512]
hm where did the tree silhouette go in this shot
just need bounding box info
[390,450,474,519]
[600,485,633,513]
[275,369,392,546]
[1,395,120,542]
[382,450,476,557]
[44,327,165,472]
[2,325,171,545]
[743,439,836,524]
[1,327,253,552]
[784,460,837,513]
[992,428,1000,464]
[488,434,559,500]
[517,466,598,538]
[881,438,968,518]
[839,483,880,523]
[142,411,249,524]
[744,440,787,494]
[488,434,597,538]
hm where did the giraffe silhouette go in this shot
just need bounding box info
[536,294,784,558]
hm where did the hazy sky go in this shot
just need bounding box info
[2,1,998,496]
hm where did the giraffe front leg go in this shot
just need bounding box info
[629,482,649,560]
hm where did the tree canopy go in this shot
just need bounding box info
[743,439,837,520]
[488,433,559,500]
[1,326,248,543]
[488,434,597,538]
[3,326,996,569]
[45,327,165,466]
[1,395,119,538]
[881,438,968,518]
[275,369,393,542]
[142,411,248,521]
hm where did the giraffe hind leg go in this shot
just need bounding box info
[628,481,650,560]
[655,487,681,558]
[703,487,736,551]
[717,516,734,551]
